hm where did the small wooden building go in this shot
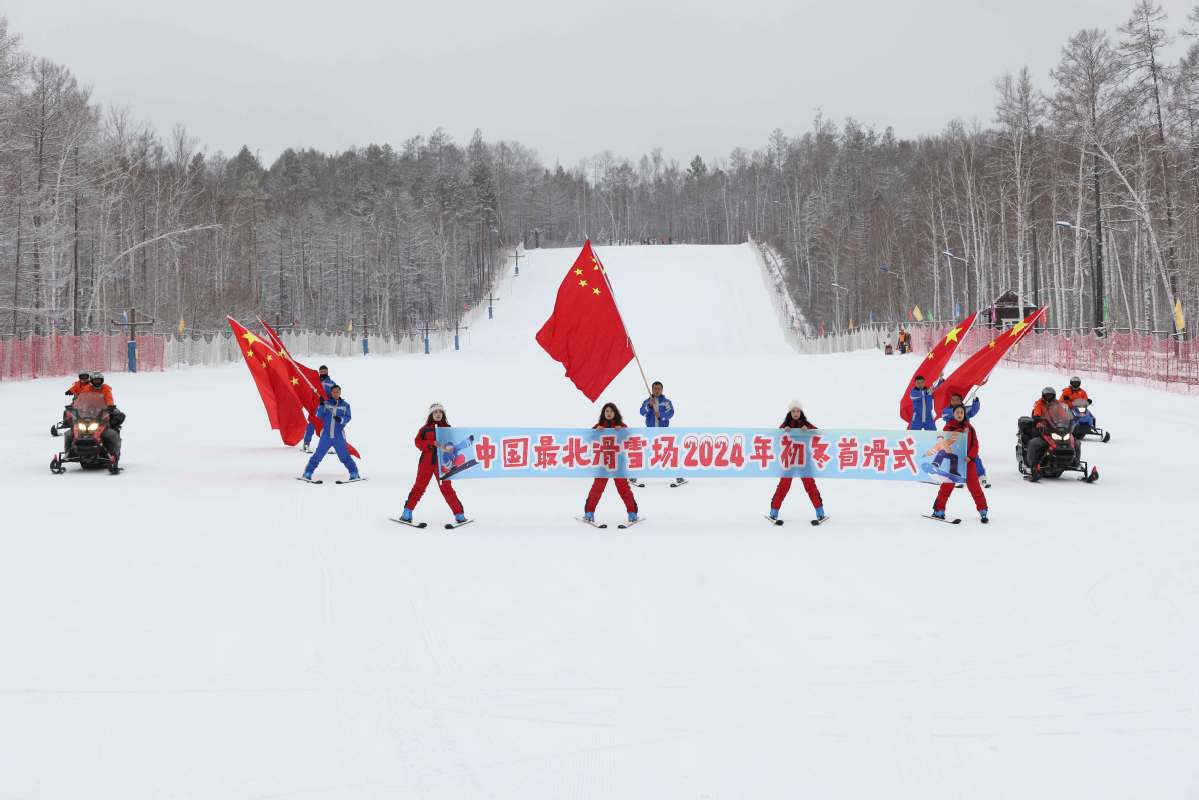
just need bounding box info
[989,290,1037,326]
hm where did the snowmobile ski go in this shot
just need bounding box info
[444,518,474,530]
[576,516,608,529]
[922,514,961,524]
[390,518,427,529]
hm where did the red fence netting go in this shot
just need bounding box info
[0,334,166,382]
[908,325,1199,389]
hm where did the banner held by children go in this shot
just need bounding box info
[435,426,968,483]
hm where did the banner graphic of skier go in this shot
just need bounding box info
[436,427,967,483]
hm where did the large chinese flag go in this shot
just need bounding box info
[535,241,634,402]
[899,312,977,423]
[933,307,1048,411]
[228,317,308,446]
[257,317,361,458]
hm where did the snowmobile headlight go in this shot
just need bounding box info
[87,422,99,432]
[1051,433,1066,441]
[75,423,86,433]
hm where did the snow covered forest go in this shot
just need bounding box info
[1,2,1198,338]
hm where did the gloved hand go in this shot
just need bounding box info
[65,390,73,396]
[334,414,343,422]
[107,405,117,412]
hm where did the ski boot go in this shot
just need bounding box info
[768,507,780,520]
[814,506,826,520]
[583,511,595,523]
[454,513,467,524]
[627,512,639,523]
[931,509,946,520]
[979,508,989,524]
[400,508,414,523]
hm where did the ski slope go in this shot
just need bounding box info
[3,244,1198,799]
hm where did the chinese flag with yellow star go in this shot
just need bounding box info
[899,312,978,423]
[227,317,308,445]
[535,241,635,402]
[933,307,1048,412]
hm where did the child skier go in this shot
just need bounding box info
[301,365,337,453]
[930,403,988,523]
[907,374,939,431]
[399,403,467,525]
[769,401,825,523]
[583,403,639,524]
[637,380,684,487]
[940,390,990,488]
[302,385,359,482]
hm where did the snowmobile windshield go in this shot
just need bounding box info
[71,393,107,419]
[1044,401,1074,433]
[1071,397,1089,408]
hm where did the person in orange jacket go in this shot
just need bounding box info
[1030,386,1057,420]
[399,403,466,525]
[53,372,93,435]
[75,372,115,406]
[1059,376,1090,407]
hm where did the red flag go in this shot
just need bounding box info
[933,307,1048,411]
[899,312,977,423]
[228,317,308,446]
[258,317,361,459]
[259,318,324,399]
[535,241,634,402]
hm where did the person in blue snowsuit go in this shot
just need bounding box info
[907,374,941,431]
[302,385,358,481]
[302,365,337,452]
[639,381,684,485]
[639,381,675,427]
[941,391,990,487]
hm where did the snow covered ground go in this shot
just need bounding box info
[3,244,1198,799]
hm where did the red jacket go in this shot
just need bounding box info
[414,421,449,465]
[780,414,816,431]
[943,417,979,459]
[593,420,627,430]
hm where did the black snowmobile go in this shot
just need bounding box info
[1016,400,1098,483]
[51,393,124,474]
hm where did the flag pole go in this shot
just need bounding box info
[590,243,653,398]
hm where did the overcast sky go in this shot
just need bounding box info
[7,0,1196,167]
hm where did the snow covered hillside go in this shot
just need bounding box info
[3,244,1198,798]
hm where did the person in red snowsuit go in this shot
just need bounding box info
[932,403,988,522]
[769,401,824,521]
[399,403,466,524]
[583,403,638,523]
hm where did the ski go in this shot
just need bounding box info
[390,518,427,529]
[630,480,646,488]
[980,517,990,524]
[297,476,323,484]
[617,518,645,530]
[335,477,366,484]
[764,515,784,526]
[922,514,961,524]
[669,478,688,488]
[810,516,830,526]
[444,519,474,530]
[576,516,608,529]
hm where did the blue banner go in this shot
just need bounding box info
[435,427,968,483]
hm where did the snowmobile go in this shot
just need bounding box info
[1068,397,1111,443]
[50,393,123,474]
[1016,400,1098,482]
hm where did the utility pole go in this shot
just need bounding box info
[485,291,500,320]
[110,307,155,372]
[512,248,524,277]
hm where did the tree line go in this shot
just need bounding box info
[1,1,1196,339]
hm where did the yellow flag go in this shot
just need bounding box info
[913,305,924,322]
[849,318,855,329]
[1175,299,1186,332]
[177,318,185,334]
[347,320,354,333]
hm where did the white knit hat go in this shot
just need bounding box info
[788,399,803,412]
[429,402,445,414]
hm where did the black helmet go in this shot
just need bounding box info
[1041,386,1055,401]
[78,371,90,382]
[1069,377,1081,389]
[90,372,105,387]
